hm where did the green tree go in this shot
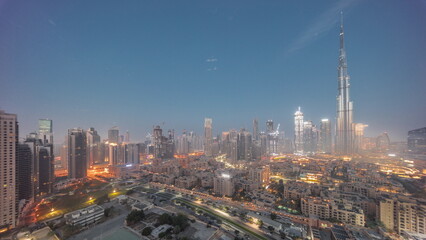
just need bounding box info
[267,226,274,232]
[141,227,152,236]
[126,210,145,225]
[270,213,277,220]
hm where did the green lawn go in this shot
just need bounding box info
[176,198,268,240]
[36,187,125,221]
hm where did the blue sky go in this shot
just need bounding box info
[0,0,425,142]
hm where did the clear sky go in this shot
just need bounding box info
[0,0,425,142]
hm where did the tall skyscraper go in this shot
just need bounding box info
[353,123,368,152]
[237,129,252,161]
[204,118,213,156]
[303,121,318,153]
[319,119,332,153]
[86,127,101,168]
[37,119,54,195]
[17,143,33,202]
[108,126,119,144]
[0,110,18,229]
[294,107,304,154]
[335,13,354,155]
[253,119,259,141]
[38,119,53,145]
[68,128,87,179]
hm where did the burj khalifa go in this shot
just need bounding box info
[335,13,354,155]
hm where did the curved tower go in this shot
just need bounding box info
[335,13,354,155]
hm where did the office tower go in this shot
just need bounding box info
[108,143,119,165]
[319,119,332,153]
[253,119,259,141]
[108,126,119,144]
[407,127,426,154]
[353,123,368,152]
[177,130,189,154]
[335,13,354,155]
[204,118,213,156]
[67,128,87,179]
[237,129,252,161]
[37,119,54,194]
[0,110,18,229]
[17,143,33,201]
[86,127,101,168]
[259,132,268,157]
[125,143,139,164]
[294,107,304,154]
[38,119,53,145]
[152,125,174,159]
[266,120,279,155]
[38,147,53,194]
[303,121,317,153]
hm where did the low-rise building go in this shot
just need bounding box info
[64,205,104,226]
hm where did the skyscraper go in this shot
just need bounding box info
[335,13,354,155]
[108,126,119,144]
[68,128,87,179]
[204,118,213,156]
[294,107,304,154]
[86,127,101,168]
[253,119,259,141]
[37,119,54,195]
[38,119,53,145]
[353,123,368,152]
[237,129,252,161]
[17,143,33,201]
[0,110,18,229]
[319,119,332,153]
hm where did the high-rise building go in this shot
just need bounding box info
[86,127,101,168]
[303,121,318,153]
[353,123,368,152]
[67,128,87,179]
[294,107,304,154]
[17,143,33,201]
[266,120,274,133]
[204,118,213,156]
[38,119,53,145]
[108,126,119,144]
[407,127,426,154]
[319,119,332,153]
[335,13,354,155]
[253,119,259,141]
[0,110,18,229]
[237,129,252,161]
[37,119,54,194]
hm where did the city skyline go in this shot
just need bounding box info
[1,0,426,142]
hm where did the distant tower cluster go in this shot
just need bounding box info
[335,13,354,155]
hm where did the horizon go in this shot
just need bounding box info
[1,0,426,142]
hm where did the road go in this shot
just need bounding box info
[150,182,309,225]
[177,198,271,240]
[67,205,129,240]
